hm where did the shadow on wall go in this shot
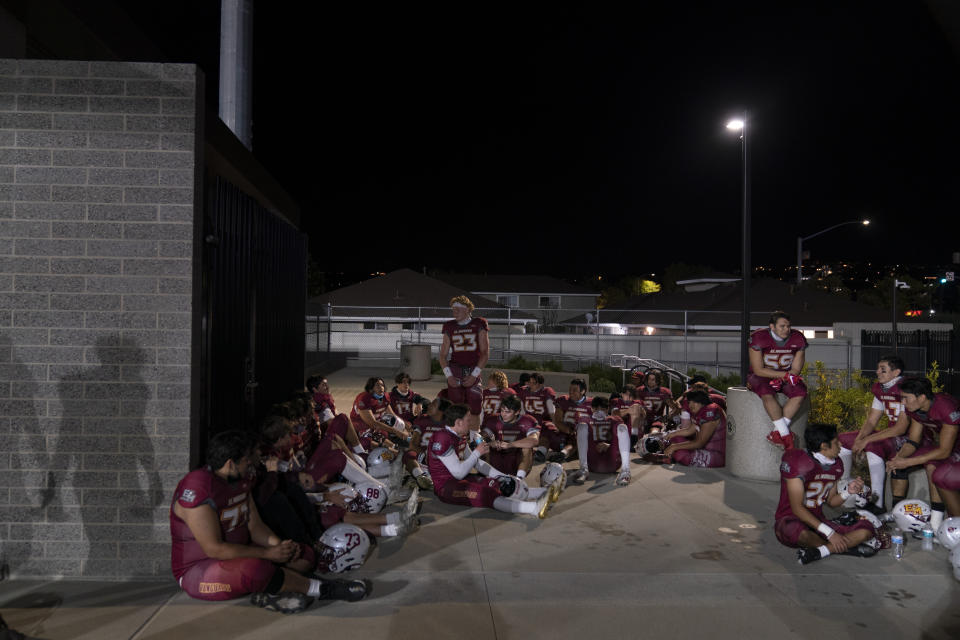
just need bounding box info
[40,335,163,575]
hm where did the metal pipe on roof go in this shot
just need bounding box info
[219,0,254,149]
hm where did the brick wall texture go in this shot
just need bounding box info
[0,60,201,579]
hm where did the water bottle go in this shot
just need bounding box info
[891,529,904,560]
[921,523,935,551]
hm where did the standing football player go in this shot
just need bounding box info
[886,377,960,532]
[439,296,489,431]
[775,423,879,565]
[837,354,912,514]
[748,310,808,450]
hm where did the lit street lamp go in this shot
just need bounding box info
[796,219,870,286]
[726,114,750,384]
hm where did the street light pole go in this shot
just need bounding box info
[727,113,750,384]
[796,219,870,286]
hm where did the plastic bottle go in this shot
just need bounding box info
[891,529,904,560]
[921,523,935,551]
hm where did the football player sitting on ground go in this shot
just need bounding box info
[482,370,516,418]
[307,375,337,427]
[550,378,593,463]
[509,372,532,394]
[389,372,424,424]
[837,354,911,515]
[439,295,489,431]
[572,396,632,487]
[521,372,560,462]
[775,423,879,565]
[748,310,808,450]
[611,383,645,447]
[170,430,368,614]
[351,376,411,451]
[482,394,541,479]
[636,370,676,434]
[662,389,726,468]
[428,403,561,518]
[886,377,960,532]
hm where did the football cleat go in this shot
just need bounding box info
[536,488,552,519]
[548,451,569,463]
[616,470,631,487]
[547,483,561,504]
[251,591,312,614]
[796,547,822,565]
[766,430,794,450]
[841,543,878,559]
[317,578,371,602]
[533,449,547,464]
[571,468,588,485]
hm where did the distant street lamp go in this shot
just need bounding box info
[796,220,870,286]
[726,114,750,384]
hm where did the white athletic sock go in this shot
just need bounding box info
[783,417,792,427]
[617,424,631,473]
[380,524,399,537]
[866,452,885,508]
[527,486,547,498]
[412,466,425,478]
[576,423,589,471]
[386,511,400,525]
[493,496,536,514]
[517,469,526,479]
[773,418,790,437]
[341,456,384,489]
[353,444,367,455]
[307,579,322,597]
[818,545,830,558]
[931,507,945,533]
[838,447,853,480]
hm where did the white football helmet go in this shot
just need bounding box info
[540,462,566,491]
[380,413,396,427]
[352,479,388,513]
[366,447,395,479]
[636,432,669,457]
[891,499,932,533]
[937,517,960,551]
[317,523,371,574]
[496,475,529,499]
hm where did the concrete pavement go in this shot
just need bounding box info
[1,368,957,639]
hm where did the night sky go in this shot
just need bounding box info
[123,2,960,279]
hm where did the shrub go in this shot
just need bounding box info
[590,378,618,393]
[580,363,623,393]
[807,361,876,432]
[686,368,741,393]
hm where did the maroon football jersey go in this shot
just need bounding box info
[482,413,540,443]
[509,382,526,394]
[692,403,727,454]
[609,397,639,428]
[520,386,557,423]
[427,426,468,491]
[170,467,252,579]
[442,317,489,367]
[412,414,446,450]
[637,386,673,425]
[749,328,808,374]
[870,379,903,423]
[388,388,419,422]
[906,393,960,452]
[313,392,336,417]
[585,413,625,444]
[680,393,727,416]
[350,391,391,435]
[775,449,843,521]
[481,387,517,417]
[555,394,593,427]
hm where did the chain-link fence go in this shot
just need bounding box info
[304,305,872,381]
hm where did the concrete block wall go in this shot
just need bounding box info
[0,59,201,579]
